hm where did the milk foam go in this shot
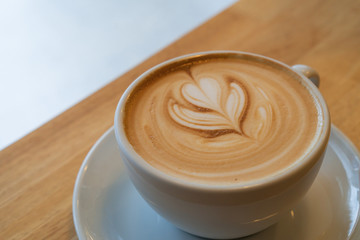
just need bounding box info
[169,78,248,134]
[124,57,321,184]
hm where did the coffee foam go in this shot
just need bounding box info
[124,57,322,185]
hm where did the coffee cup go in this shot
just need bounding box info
[114,51,330,239]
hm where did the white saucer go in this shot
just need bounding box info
[73,126,360,240]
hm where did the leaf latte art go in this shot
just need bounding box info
[124,57,322,185]
[168,76,272,139]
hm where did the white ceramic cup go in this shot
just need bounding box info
[114,51,331,239]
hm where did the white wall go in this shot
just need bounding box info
[0,0,235,150]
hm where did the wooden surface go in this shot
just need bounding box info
[1,0,360,238]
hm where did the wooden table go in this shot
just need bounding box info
[1,0,359,238]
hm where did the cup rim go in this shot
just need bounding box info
[114,50,331,193]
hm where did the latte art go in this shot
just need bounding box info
[168,75,272,140]
[124,56,322,184]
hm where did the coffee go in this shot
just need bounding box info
[123,54,323,185]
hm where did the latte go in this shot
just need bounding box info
[123,53,324,185]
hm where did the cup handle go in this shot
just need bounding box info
[292,64,320,87]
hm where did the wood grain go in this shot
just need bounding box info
[1,0,359,238]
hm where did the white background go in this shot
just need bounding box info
[0,0,235,150]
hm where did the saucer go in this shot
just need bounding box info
[73,126,360,240]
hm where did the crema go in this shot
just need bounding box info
[124,55,322,185]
